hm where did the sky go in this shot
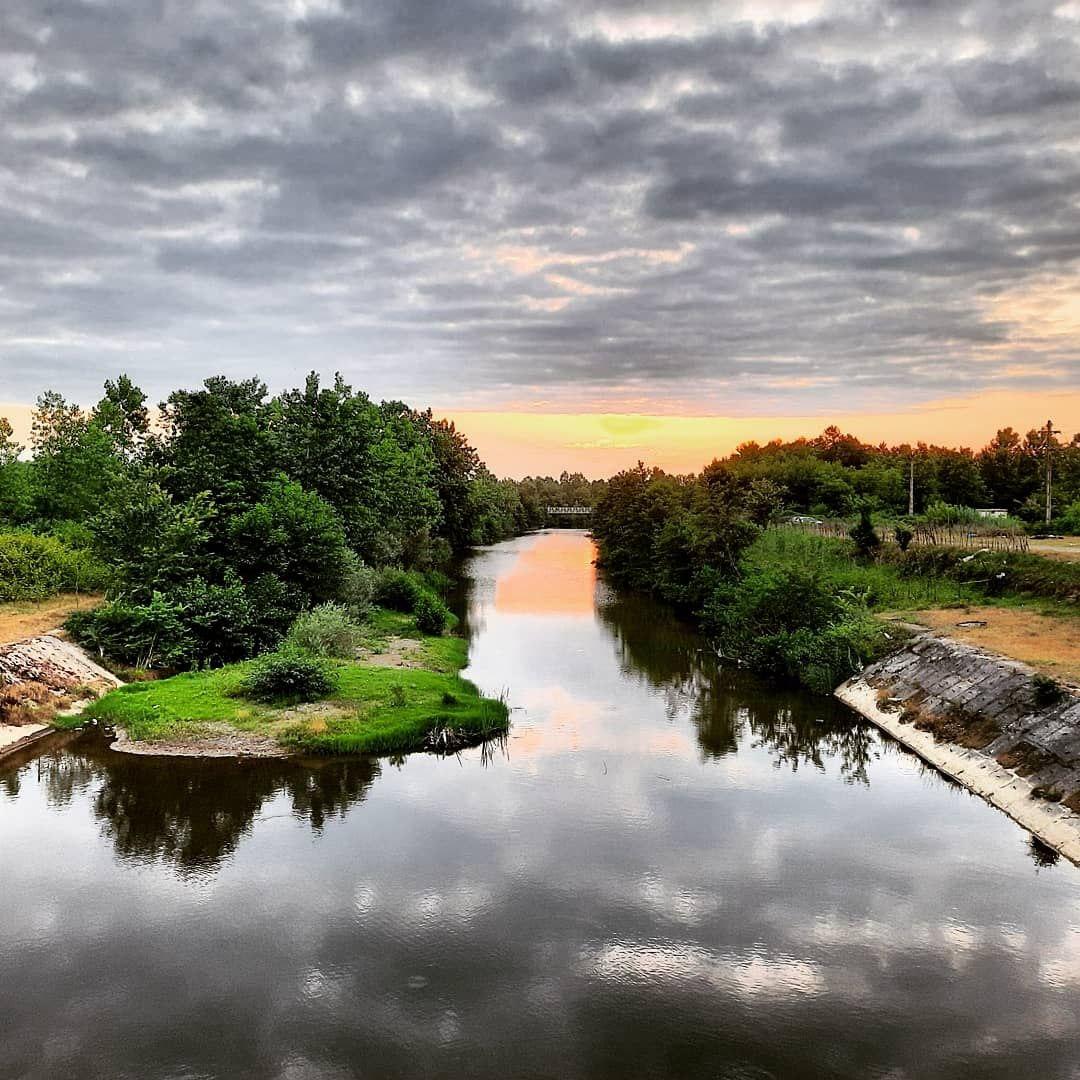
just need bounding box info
[1,0,1078,476]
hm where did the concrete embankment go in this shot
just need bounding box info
[838,633,1080,864]
[0,635,120,761]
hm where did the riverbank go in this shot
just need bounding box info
[0,633,121,760]
[58,609,508,757]
[0,720,52,757]
[838,631,1080,865]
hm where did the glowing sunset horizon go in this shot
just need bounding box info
[442,388,1079,478]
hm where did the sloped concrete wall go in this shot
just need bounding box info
[0,634,121,692]
[0,635,121,759]
[838,632,1080,864]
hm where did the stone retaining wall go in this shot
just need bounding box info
[838,632,1080,864]
[0,635,120,759]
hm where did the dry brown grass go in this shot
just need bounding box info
[0,593,104,645]
[1028,537,1080,563]
[907,605,1080,685]
[0,682,75,725]
[995,740,1056,777]
[912,704,1000,749]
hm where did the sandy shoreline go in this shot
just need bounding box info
[109,726,290,759]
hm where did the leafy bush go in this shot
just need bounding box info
[66,572,295,670]
[66,592,196,670]
[413,589,451,635]
[1058,499,1080,535]
[922,499,982,526]
[1032,674,1064,708]
[241,648,337,703]
[285,603,363,658]
[920,500,1025,531]
[374,567,422,612]
[886,545,1080,605]
[420,568,454,597]
[701,564,888,693]
[894,525,913,552]
[88,480,213,597]
[0,531,110,601]
[173,572,293,665]
[849,507,881,558]
[337,551,378,620]
[228,476,351,605]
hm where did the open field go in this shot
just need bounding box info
[1029,537,1080,562]
[901,605,1080,686]
[0,593,103,645]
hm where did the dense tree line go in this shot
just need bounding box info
[720,424,1080,526]
[0,373,532,664]
[515,471,608,523]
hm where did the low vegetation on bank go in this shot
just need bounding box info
[62,608,509,756]
[0,531,108,602]
[592,462,1080,695]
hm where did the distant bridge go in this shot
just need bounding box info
[545,506,594,515]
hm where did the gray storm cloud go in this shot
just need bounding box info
[0,0,1078,409]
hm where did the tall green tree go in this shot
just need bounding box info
[0,417,31,523]
[30,391,127,522]
[154,376,277,514]
[272,375,440,564]
[976,427,1039,511]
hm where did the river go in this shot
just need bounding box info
[2,530,1080,1079]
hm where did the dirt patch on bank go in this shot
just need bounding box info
[0,593,103,645]
[0,634,120,727]
[905,606,1080,685]
[111,723,287,758]
[359,635,424,668]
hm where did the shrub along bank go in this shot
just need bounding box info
[1,373,532,672]
[0,372,524,760]
[0,531,109,602]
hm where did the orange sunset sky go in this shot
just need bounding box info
[440,388,1079,478]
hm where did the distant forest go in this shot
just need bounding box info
[601,424,1077,528]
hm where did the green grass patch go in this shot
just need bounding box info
[750,528,1080,616]
[64,606,508,756]
[746,529,977,611]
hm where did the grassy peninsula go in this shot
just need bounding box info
[63,609,508,756]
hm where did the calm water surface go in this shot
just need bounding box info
[3,531,1080,1079]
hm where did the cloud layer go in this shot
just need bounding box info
[1,0,1078,411]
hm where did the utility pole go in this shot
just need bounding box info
[908,451,915,516]
[1039,419,1061,525]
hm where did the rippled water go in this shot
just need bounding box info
[2,530,1080,1079]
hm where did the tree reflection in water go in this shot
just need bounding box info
[19,734,379,873]
[596,587,876,784]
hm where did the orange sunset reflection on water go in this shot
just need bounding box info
[494,530,597,616]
